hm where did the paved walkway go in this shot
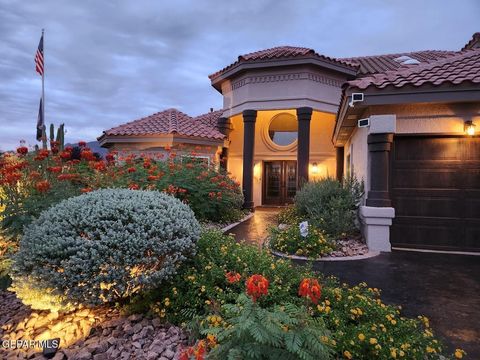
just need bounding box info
[229,209,480,357]
[228,207,280,246]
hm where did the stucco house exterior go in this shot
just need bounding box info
[99,33,480,254]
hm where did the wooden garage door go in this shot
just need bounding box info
[391,136,480,252]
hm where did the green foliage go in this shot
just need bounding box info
[11,189,200,310]
[203,294,333,360]
[269,224,335,258]
[294,177,364,238]
[315,279,447,359]
[126,230,312,323]
[276,205,303,225]
[0,256,12,290]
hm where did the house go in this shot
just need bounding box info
[99,33,480,253]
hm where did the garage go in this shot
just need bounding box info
[390,135,480,252]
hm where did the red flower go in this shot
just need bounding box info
[59,151,72,160]
[147,175,159,181]
[78,141,87,147]
[105,153,115,163]
[298,278,322,304]
[57,173,78,181]
[16,146,28,155]
[129,183,140,190]
[81,187,93,193]
[47,166,62,173]
[81,149,95,161]
[127,167,136,173]
[4,172,22,184]
[34,149,50,161]
[93,161,106,171]
[29,171,41,179]
[225,271,241,284]
[246,275,269,302]
[35,180,51,193]
[180,340,207,360]
[64,146,73,152]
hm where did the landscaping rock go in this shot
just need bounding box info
[0,290,188,359]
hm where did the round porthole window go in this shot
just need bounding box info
[268,113,298,147]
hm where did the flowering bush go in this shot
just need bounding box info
[11,189,200,310]
[0,144,243,243]
[269,223,336,258]
[127,231,458,360]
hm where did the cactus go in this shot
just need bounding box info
[41,125,47,150]
[55,124,65,151]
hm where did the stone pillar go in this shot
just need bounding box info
[366,133,394,207]
[360,206,395,252]
[296,107,312,188]
[336,147,344,181]
[242,110,257,210]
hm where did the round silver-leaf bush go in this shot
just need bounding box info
[11,189,200,311]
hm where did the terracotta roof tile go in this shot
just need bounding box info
[341,50,458,76]
[462,32,480,51]
[193,109,224,129]
[103,108,225,140]
[347,49,480,90]
[208,46,357,79]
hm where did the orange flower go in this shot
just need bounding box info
[127,167,136,173]
[47,166,62,173]
[180,340,207,360]
[93,161,106,171]
[129,183,140,190]
[16,146,28,155]
[35,180,51,193]
[246,274,269,302]
[298,278,322,304]
[226,271,241,284]
[57,173,78,181]
[78,141,87,147]
[4,172,22,184]
[81,187,93,193]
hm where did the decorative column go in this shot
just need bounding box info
[336,147,344,181]
[366,133,393,207]
[242,110,257,210]
[296,107,312,188]
[217,117,231,171]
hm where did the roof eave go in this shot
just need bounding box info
[210,56,358,93]
[333,83,480,146]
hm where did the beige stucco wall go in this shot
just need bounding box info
[227,109,337,206]
[343,102,480,202]
[109,141,222,163]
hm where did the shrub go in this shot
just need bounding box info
[203,294,333,360]
[276,204,303,225]
[11,189,200,310]
[269,223,335,258]
[295,177,363,238]
[126,230,313,323]
[0,145,243,244]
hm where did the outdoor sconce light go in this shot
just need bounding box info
[253,162,261,181]
[311,162,319,174]
[464,121,476,136]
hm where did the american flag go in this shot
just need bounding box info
[35,34,44,76]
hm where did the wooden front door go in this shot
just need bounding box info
[391,135,480,252]
[263,161,297,205]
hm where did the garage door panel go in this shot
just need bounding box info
[391,220,463,250]
[391,136,480,252]
[394,137,464,161]
[392,168,461,189]
[393,196,462,217]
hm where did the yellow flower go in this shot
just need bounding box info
[325,306,331,313]
[325,299,330,306]
[391,320,397,325]
[205,300,211,305]
[426,346,435,353]
[358,333,365,341]
[390,349,397,358]
[370,338,378,345]
[399,350,405,357]
[201,285,206,293]
[270,263,276,270]
[320,336,329,343]
[343,350,352,359]
[455,349,465,359]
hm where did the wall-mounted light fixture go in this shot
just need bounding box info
[311,162,319,174]
[253,162,262,181]
[465,121,476,136]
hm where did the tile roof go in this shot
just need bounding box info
[462,32,480,51]
[103,108,225,140]
[346,49,480,90]
[208,46,358,79]
[341,50,457,76]
[193,109,224,129]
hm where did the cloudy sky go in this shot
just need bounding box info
[0,0,478,150]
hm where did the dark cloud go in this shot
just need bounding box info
[0,0,478,150]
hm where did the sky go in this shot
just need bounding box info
[0,0,478,151]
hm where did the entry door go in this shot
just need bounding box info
[263,161,297,205]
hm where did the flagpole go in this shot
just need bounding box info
[41,28,45,136]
